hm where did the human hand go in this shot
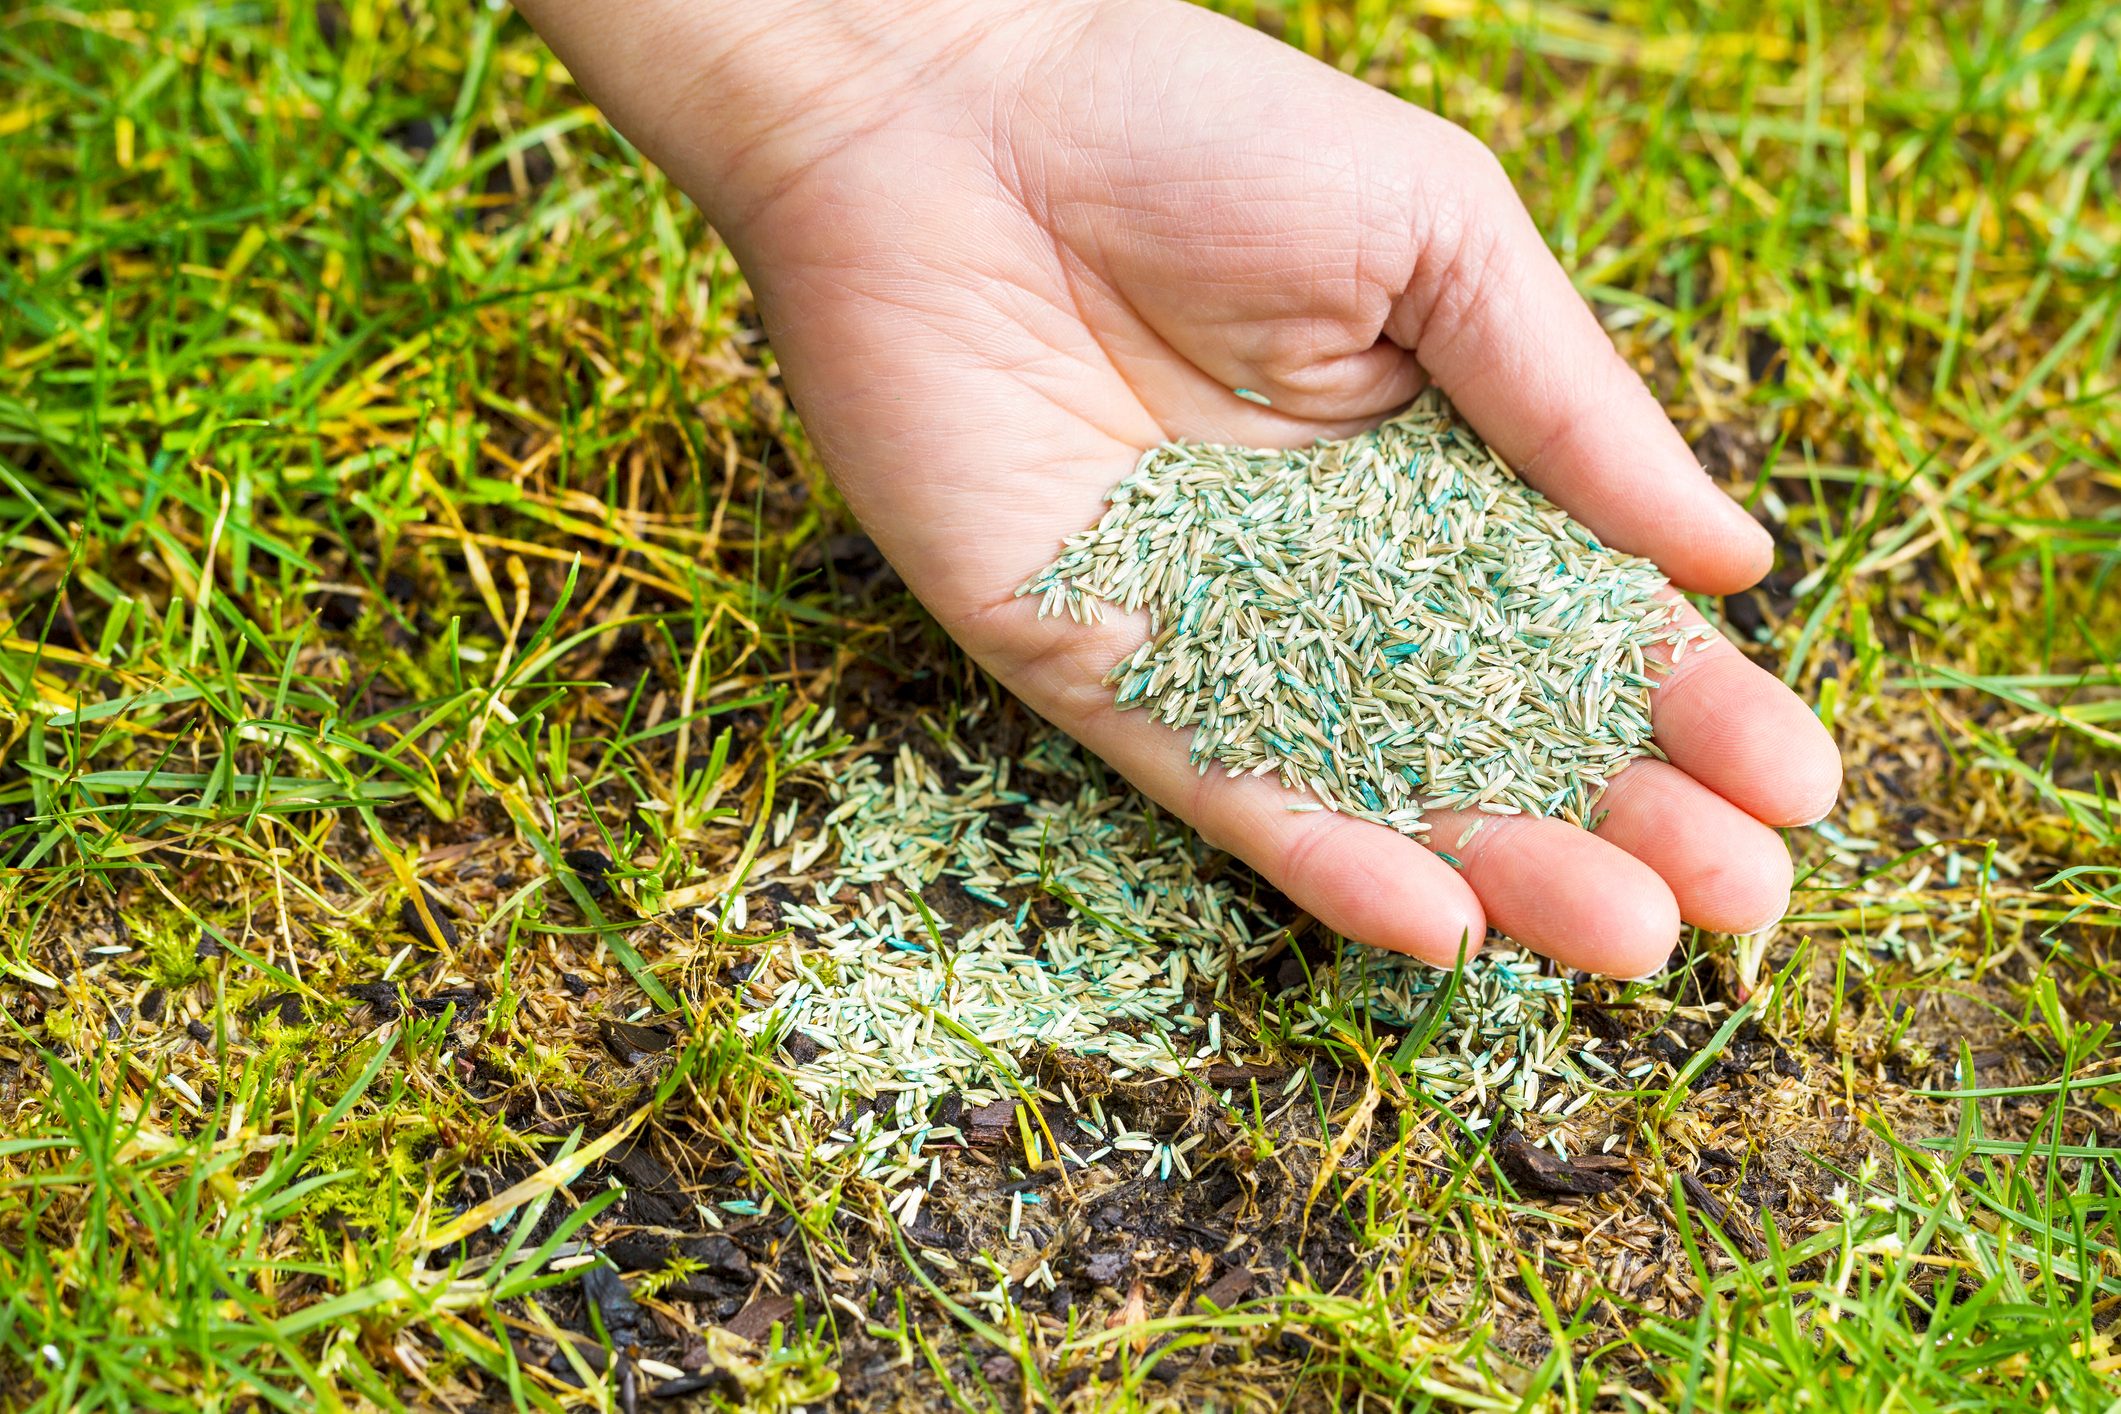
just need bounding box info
[518,0,1841,975]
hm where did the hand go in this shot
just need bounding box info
[518,0,1841,975]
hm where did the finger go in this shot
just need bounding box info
[971,606,1489,966]
[1648,599,1842,827]
[1384,118,1773,595]
[1424,807,1680,977]
[1591,759,1793,934]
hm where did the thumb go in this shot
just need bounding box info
[1385,116,1774,596]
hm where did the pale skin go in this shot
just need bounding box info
[516,0,1843,977]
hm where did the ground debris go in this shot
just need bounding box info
[1677,1168,1763,1257]
[721,1293,796,1344]
[397,888,462,950]
[578,1262,642,1348]
[565,847,616,897]
[1495,1128,1632,1196]
[599,1019,676,1065]
[1194,1263,1254,1311]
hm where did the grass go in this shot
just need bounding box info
[1,0,2118,1409]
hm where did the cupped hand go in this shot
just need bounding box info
[521,0,1842,975]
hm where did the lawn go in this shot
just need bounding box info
[2,0,2118,1410]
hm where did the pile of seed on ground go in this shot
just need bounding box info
[734,711,1594,1218]
[1019,393,1707,832]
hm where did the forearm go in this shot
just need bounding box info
[512,0,1075,239]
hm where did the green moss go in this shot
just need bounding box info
[42,1003,84,1045]
[137,919,208,990]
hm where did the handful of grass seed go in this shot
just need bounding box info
[1020,393,1705,833]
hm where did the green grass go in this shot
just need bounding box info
[2,0,2119,1409]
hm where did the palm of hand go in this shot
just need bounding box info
[708,2,1839,973]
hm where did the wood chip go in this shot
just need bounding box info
[1496,1128,1632,1196]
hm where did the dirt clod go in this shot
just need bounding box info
[397,889,461,950]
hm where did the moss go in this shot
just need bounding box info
[135,918,209,990]
[42,1002,84,1045]
[252,1016,322,1062]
